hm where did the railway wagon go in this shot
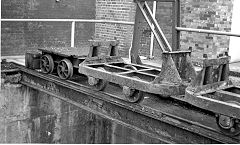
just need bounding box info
[25,39,240,137]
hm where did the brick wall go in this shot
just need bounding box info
[95,0,234,62]
[1,0,96,56]
[2,0,234,60]
[95,1,173,58]
[95,0,136,57]
[141,2,172,59]
[180,0,234,63]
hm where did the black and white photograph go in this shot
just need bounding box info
[1,0,240,143]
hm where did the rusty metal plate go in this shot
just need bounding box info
[39,47,90,58]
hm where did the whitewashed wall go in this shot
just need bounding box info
[229,0,240,62]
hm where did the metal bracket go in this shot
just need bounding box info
[88,40,102,57]
[25,50,42,69]
[191,53,231,88]
[107,38,120,57]
[131,0,176,64]
[153,51,197,84]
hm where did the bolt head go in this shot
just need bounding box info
[123,86,134,97]
[203,54,208,58]
[88,77,99,86]
[218,115,233,129]
[230,127,235,132]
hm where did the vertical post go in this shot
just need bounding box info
[130,2,144,64]
[172,0,180,51]
[71,21,75,47]
[150,1,157,59]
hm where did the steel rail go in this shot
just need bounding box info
[12,62,240,143]
[176,27,240,37]
[20,80,174,144]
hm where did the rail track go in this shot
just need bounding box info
[3,62,239,143]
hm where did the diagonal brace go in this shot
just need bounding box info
[136,1,172,52]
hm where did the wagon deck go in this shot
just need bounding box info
[39,46,90,58]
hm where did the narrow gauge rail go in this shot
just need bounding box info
[24,37,240,137]
[2,0,240,142]
[25,39,240,137]
[5,62,239,143]
[23,0,240,138]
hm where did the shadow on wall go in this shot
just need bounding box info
[1,0,96,56]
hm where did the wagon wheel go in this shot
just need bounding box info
[88,67,108,91]
[40,54,54,74]
[122,76,143,103]
[57,59,73,80]
[216,101,240,136]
